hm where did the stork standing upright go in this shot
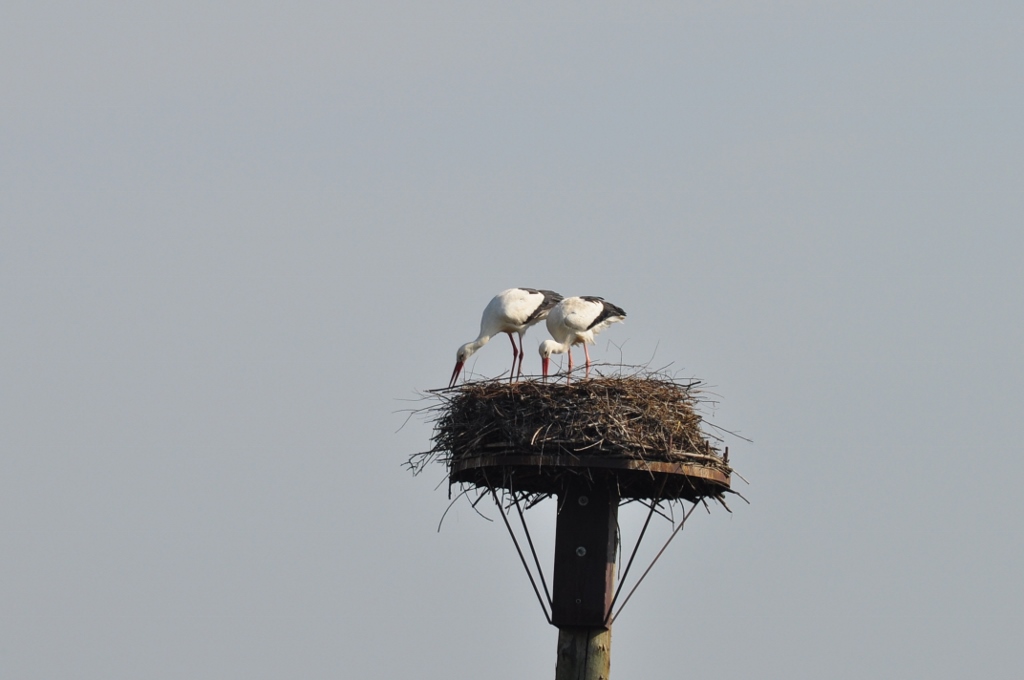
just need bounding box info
[539,296,627,380]
[449,288,564,387]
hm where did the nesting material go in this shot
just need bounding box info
[409,372,735,502]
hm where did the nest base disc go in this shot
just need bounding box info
[450,453,730,502]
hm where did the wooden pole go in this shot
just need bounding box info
[555,627,612,680]
[552,476,618,679]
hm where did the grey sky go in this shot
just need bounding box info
[2,2,1022,678]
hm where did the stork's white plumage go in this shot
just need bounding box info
[539,296,627,380]
[449,288,564,387]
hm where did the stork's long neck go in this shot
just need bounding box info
[463,335,491,356]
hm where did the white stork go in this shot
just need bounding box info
[539,296,626,380]
[449,288,564,387]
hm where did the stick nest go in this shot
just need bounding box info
[408,371,736,501]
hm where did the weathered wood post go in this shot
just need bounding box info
[555,627,612,680]
[551,477,618,680]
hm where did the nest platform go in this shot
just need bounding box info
[419,375,733,503]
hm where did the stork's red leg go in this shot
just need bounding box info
[507,332,518,383]
[515,332,526,380]
[584,344,592,378]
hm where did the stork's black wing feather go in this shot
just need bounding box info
[582,297,626,330]
[522,288,564,324]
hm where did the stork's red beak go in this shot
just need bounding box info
[541,357,550,379]
[449,361,464,388]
